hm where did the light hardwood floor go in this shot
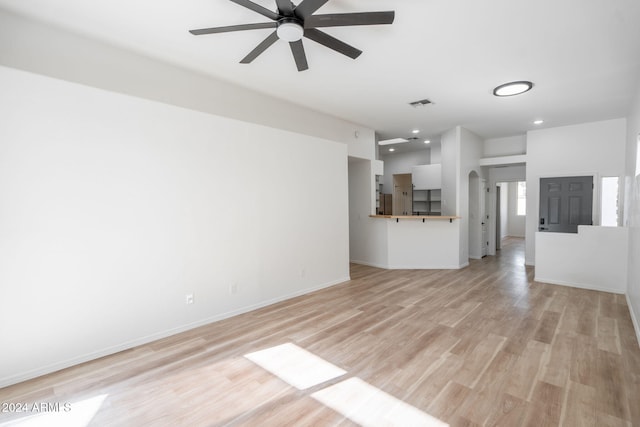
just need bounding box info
[1,238,639,426]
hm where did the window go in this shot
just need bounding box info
[601,176,619,226]
[516,181,526,216]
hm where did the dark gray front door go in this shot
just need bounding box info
[539,176,593,233]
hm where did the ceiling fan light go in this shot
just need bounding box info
[493,81,533,97]
[277,21,304,42]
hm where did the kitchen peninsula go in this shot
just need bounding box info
[366,214,464,269]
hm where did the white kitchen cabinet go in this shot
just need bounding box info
[412,164,441,190]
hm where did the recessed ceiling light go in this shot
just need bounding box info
[379,138,409,145]
[493,81,533,97]
[424,140,431,144]
[389,148,395,152]
[533,119,544,125]
[412,129,420,134]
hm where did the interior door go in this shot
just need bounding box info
[495,185,501,251]
[481,180,487,257]
[539,176,593,233]
[393,174,413,215]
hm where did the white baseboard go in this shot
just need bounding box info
[350,259,467,270]
[387,263,467,270]
[533,276,626,295]
[350,259,389,269]
[626,294,640,349]
[0,276,350,388]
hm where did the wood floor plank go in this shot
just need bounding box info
[426,381,471,420]
[522,380,564,426]
[534,310,562,344]
[562,380,597,427]
[540,331,575,388]
[1,237,639,426]
[596,349,629,420]
[504,339,549,400]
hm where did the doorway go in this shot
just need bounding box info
[393,173,412,216]
[495,180,526,254]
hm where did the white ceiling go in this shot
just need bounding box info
[2,0,640,146]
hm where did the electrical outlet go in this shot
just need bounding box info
[185,293,194,305]
[230,283,238,295]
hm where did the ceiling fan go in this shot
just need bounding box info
[189,0,395,71]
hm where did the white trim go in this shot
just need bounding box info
[479,155,527,167]
[626,293,640,349]
[0,276,350,388]
[351,260,468,270]
[386,264,466,270]
[533,276,626,294]
[350,260,388,269]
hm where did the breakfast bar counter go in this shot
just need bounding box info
[362,215,464,269]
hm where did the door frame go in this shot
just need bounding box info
[487,177,526,257]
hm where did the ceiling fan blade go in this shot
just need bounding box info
[294,0,329,19]
[229,0,280,21]
[304,28,361,59]
[240,31,279,63]
[275,0,294,16]
[289,40,309,71]
[189,22,276,35]
[305,11,395,28]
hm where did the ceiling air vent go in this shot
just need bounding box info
[409,99,433,108]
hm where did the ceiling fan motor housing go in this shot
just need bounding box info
[277,18,304,42]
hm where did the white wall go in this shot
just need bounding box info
[535,226,629,294]
[440,126,484,265]
[507,182,526,237]
[458,128,485,265]
[0,9,373,150]
[0,66,350,387]
[525,118,627,265]
[379,149,430,194]
[625,82,640,344]
[440,128,459,216]
[483,135,527,157]
[430,144,442,164]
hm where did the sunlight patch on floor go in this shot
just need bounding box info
[245,342,346,390]
[0,394,108,427]
[312,377,449,427]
